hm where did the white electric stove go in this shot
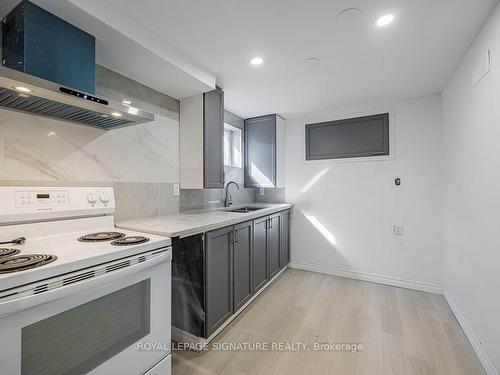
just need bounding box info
[0,186,172,375]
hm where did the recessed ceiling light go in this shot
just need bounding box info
[111,112,122,117]
[47,131,56,137]
[376,14,395,27]
[250,57,264,66]
[122,99,131,105]
[14,86,32,93]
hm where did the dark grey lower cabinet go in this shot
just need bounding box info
[280,210,290,268]
[205,226,233,337]
[175,210,290,340]
[268,214,281,278]
[233,221,253,311]
[253,216,269,293]
[171,235,205,337]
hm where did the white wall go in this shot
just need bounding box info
[285,94,443,291]
[442,3,500,373]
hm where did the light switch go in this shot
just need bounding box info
[173,183,180,197]
[393,225,403,236]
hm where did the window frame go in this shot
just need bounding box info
[223,123,242,168]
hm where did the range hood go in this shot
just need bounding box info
[0,66,155,129]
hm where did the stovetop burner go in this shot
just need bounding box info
[0,254,57,274]
[111,236,150,246]
[78,232,125,242]
[0,248,21,258]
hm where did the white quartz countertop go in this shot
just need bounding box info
[116,203,292,238]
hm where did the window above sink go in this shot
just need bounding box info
[224,123,242,168]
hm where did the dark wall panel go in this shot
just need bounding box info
[306,113,389,160]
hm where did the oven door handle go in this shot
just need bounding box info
[0,251,170,319]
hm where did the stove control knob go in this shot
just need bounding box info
[87,192,97,206]
[99,192,109,204]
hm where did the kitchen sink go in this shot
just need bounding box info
[226,206,265,213]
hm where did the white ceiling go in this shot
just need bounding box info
[103,0,498,118]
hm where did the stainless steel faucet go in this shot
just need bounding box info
[224,181,240,207]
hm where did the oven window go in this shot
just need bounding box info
[21,280,150,375]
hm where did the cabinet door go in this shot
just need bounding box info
[280,210,290,268]
[245,115,276,188]
[253,217,269,293]
[233,221,253,311]
[205,226,233,337]
[268,214,281,278]
[171,235,205,338]
[204,88,225,188]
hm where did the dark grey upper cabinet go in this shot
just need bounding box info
[233,221,253,311]
[305,113,389,160]
[245,115,275,187]
[205,226,233,337]
[204,88,225,188]
[180,88,225,189]
[280,210,290,268]
[253,216,269,293]
[268,214,281,278]
[244,114,285,188]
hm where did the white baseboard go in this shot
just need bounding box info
[288,261,443,294]
[443,289,499,375]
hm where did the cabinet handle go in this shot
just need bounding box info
[234,229,239,243]
[269,218,273,229]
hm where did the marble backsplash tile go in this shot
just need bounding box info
[180,187,256,211]
[0,109,179,183]
[114,182,179,222]
[255,188,286,204]
[159,183,182,216]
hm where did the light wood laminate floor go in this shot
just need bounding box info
[173,269,484,375]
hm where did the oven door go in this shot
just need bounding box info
[0,249,171,375]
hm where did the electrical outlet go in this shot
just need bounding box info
[173,183,180,197]
[393,225,403,235]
